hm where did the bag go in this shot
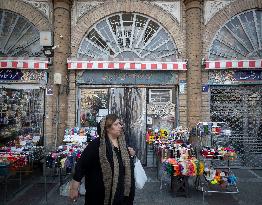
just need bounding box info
[134,158,147,189]
[60,180,70,196]
[79,177,86,195]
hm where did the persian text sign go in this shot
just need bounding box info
[77,70,178,85]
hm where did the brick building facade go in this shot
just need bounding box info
[0,0,261,166]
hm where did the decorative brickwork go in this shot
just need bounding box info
[184,0,203,129]
[22,0,51,19]
[45,0,71,149]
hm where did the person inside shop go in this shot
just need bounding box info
[69,114,136,205]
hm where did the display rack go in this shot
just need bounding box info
[195,122,239,203]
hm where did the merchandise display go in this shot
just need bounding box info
[146,126,189,144]
[0,134,44,176]
[196,122,231,147]
[200,146,237,160]
[162,158,204,177]
[151,128,197,197]
[0,88,44,143]
[63,127,98,143]
[154,139,195,163]
[195,122,239,201]
[45,144,85,173]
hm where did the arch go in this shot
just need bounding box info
[0,0,51,31]
[0,0,51,57]
[203,0,261,57]
[71,1,184,57]
[208,9,262,60]
[78,12,178,59]
[0,9,45,57]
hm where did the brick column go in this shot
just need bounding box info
[184,0,203,129]
[47,0,71,149]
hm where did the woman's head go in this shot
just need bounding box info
[104,114,123,138]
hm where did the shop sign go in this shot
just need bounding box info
[208,70,262,85]
[0,69,23,81]
[0,69,47,83]
[77,70,178,85]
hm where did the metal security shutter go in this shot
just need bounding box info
[210,85,262,167]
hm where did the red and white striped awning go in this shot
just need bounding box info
[205,59,262,69]
[67,58,187,71]
[0,57,48,69]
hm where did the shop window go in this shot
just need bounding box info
[0,88,44,143]
[149,89,172,103]
[147,88,177,131]
[79,89,109,127]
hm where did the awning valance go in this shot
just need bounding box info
[67,58,187,71]
[0,57,48,70]
[204,59,262,70]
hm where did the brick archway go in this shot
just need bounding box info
[203,0,261,57]
[71,1,184,57]
[0,0,51,31]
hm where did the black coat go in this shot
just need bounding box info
[73,137,135,205]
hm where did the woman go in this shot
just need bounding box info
[69,114,136,205]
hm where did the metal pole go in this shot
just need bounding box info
[42,86,47,203]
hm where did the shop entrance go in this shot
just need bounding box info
[78,86,178,164]
[210,85,262,167]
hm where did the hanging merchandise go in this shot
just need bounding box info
[0,88,44,144]
[45,144,85,173]
[196,122,231,147]
[63,127,98,143]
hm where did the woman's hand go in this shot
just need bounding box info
[128,147,136,157]
[69,180,80,202]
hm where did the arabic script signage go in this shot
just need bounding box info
[0,69,23,80]
[77,70,178,85]
[208,70,262,85]
[0,69,47,82]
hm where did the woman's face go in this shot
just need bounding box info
[107,119,123,138]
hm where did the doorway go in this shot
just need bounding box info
[78,86,178,164]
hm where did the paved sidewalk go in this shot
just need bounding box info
[2,167,262,205]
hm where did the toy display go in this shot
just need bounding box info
[195,122,239,199]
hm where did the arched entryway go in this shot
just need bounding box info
[72,12,184,164]
[207,9,262,167]
[0,9,48,145]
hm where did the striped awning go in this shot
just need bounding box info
[205,59,262,69]
[0,57,49,69]
[67,58,187,71]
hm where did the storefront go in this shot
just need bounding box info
[68,58,187,163]
[204,59,262,167]
[67,11,187,163]
[0,57,48,145]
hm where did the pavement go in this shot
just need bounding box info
[1,167,262,205]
